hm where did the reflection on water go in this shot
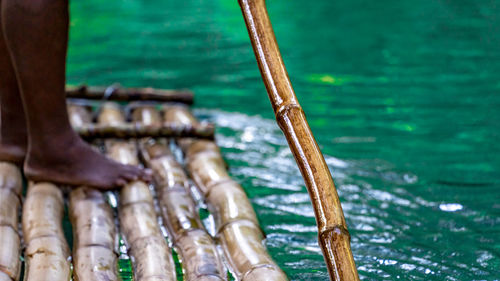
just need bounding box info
[68,0,499,279]
[199,109,499,280]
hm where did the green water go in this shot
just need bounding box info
[67,0,500,280]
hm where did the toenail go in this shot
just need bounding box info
[116,179,127,186]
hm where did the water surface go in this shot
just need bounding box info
[68,0,500,280]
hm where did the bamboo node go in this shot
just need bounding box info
[320,225,351,241]
[216,219,266,238]
[275,103,304,125]
[0,265,14,278]
[242,264,281,281]
[203,178,236,197]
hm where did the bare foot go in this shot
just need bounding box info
[0,142,26,164]
[0,128,27,165]
[0,141,27,165]
[0,92,28,165]
[24,133,152,190]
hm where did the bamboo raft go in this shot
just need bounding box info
[1,1,360,279]
[0,90,291,281]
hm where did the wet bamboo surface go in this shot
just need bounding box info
[0,162,22,281]
[75,122,215,140]
[238,0,359,279]
[66,85,194,104]
[163,105,288,281]
[98,102,177,281]
[0,98,291,280]
[67,104,120,281]
[134,106,226,281]
[23,182,71,281]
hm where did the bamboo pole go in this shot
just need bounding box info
[164,106,288,281]
[237,1,358,279]
[135,106,226,281]
[66,85,194,104]
[98,102,176,281]
[0,162,23,281]
[74,122,215,140]
[22,182,71,281]
[67,104,120,281]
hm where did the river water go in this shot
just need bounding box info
[67,0,500,280]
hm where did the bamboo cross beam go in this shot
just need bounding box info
[237,1,359,280]
[66,85,194,104]
[74,122,215,140]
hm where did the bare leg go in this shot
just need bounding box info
[1,0,151,189]
[0,1,27,164]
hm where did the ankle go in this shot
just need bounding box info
[27,129,80,161]
[0,124,28,146]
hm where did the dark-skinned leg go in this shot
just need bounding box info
[1,0,151,189]
[0,0,27,165]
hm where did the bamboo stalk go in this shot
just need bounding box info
[0,227,19,281]
[136,108,226,280]
[98,102,176,281]
[164,106,287,281]
[74,122,215,140]
[22,182,71,281]
[131,105,163,127]
[140,142,227,281]
[66,85,194,104]
[70,187,119,281]
[67,104,120,281]
[67,104,93,127]
[0,162,23,281]
[237,1,358,279]
[0,271,11,281]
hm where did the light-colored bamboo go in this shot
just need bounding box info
[98,102,176,281]
[0,162,23,195]
[67,104,120,281]
[0,271,11,281]
[131,105,163,127]
[70,187,119,281]
[138,139,226,280]
[164,106,287,281]
[175,229,226,281]
[0,227,19,281]
[135,106,226,281]
[237,1,358,279]
[68,104,93,127]
[0,162,23,281]
[66,85,194,104]
[22,182,71,281]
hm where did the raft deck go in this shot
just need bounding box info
[0,86,288,281]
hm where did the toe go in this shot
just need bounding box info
[118,164,152,183]
[115,178,127,186]
[123,164,142,174]
[140,168,153,182]
[89,179,117,191]
[122,171,139,181]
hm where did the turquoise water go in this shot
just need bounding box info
[67,0,500,280]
